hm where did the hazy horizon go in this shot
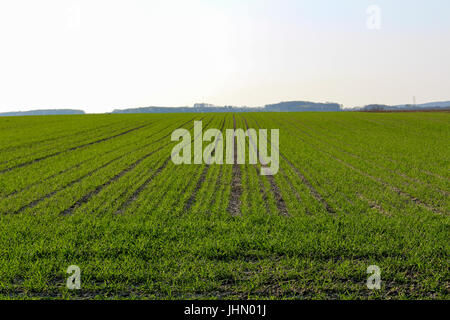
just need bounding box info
[1,0,449,113]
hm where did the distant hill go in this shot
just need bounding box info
[361,101,450,111]
[264,101,342,112]
[112,106,253,114]
[111,106,235,114]
[0,109,85,116]
[1,100,448,116]
[393,101,450,109]
[112,101,343,114]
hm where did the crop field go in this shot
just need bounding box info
[0,112,448,299]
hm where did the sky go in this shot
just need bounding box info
[0,0,449,113]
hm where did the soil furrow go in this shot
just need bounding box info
[183,117,226,213]
[5,118,197,202]
[60,145,168,215]
[252,117,334,214]
[280,118,444,214]
[0,121,126,162]
[243,117,288,216]
[356,193,391,216]
[114,117,213,214]
[280,166,310,214]
[331,153,443,214]
[208,162,224,210]
[115,157,171,214]
[5,157,92,198]
[57,117,202,216]
[12,156,123,215]
[0,122,155,175]
[281,152,335,214]
[227,115,242,216]
[285,119,449,197]
[2,120,195,198]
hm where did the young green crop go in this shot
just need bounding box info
[0,112,448,299]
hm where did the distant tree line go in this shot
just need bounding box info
[112,101,343,114]
[0,109,85,117]
[2,100,449,116]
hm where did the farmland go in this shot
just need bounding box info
[0,112,448,299]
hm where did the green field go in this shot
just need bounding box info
[0,112,448,299]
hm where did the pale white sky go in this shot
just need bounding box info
[0,0,449,113]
